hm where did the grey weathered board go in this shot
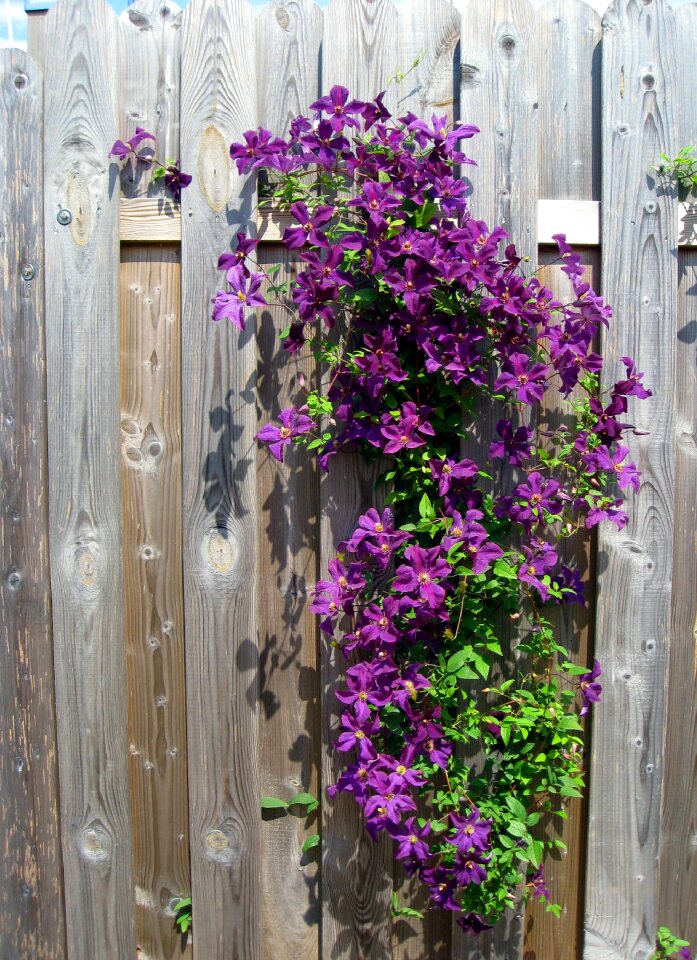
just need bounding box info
[43,0,136,958]
[320,3,398,957]
[254,7,323,958]
[180,0,260,957]
[657,2,697,947]
[0,47,66,960]
[586,1,679,958]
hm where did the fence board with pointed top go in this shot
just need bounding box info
[0,0,695,958]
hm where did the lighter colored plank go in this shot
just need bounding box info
[255,7,322,959]
[585,0,679,957]
[322,0,399,114]
[255,0,323,137]
[0,48,66,960]
[458,0,539,264]
[180,1,259,958]
[396,0,460,125]
[538,199,600,245]
[43,1,136,958]
[320,3,398,957]
[656,2,697,946]
[120,198,183,242]
[120,247,191,960]
[119,0,183,201]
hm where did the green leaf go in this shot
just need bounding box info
[505,795,528,821]
[419,493,435,520]
[261,796,288,810]
[289,792,319,811]
[493,560,518,580]
[302,833,321,853]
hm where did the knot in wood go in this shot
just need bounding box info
[206,530,236,574]
[275,5,290,29]
[197,127,231,213]
[78,823,112,863]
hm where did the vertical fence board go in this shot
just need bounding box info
[43,1,136,958]
[454,4,538,958]
[523,6,602,958]
[180,0,258,957]
[322,0,399,113]
[119,0,183,199]
[256,245,321,960]
[396,0,460,126]
[256,0,323,137]
[119,7,190,959]
[255,8,323,959]
[535,0,601,201]
[387,4,460,956]
[120,245,190,960]
[657,3,697,946]
[585,0,678,957]
[0,48,66,960]
[320,4,398,958]
[458,0,538,264]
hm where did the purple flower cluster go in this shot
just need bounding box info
[217,88,651,930]
[109,127,192,203]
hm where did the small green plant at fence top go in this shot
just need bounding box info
[654,145,697,200]
[212,83,654,934]
[651,927,693,960]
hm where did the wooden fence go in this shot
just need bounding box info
[0,0,695,957]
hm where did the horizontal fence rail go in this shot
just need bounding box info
[0,0,695,958]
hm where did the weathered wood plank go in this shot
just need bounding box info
[119,0,183,201]
[180,1,259,957]
[120,198,182,242]
[120,246,191,960]
[524,8,602,958]
[0,48,66,960]
[656,3,697,947]
[255,0,323,139]
[322,0,399,114]
[118,12,190,958]
[320,3,398,957]
[320,454,394,960]
[585,0,679,957]
[538,200,599,245]
[396,0,460,126]
[255,8,323,959]
[534,0,601,201]
[458,0,538,264]
[256,246,321,960]
[43,1,136,958]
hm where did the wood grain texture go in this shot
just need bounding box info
[523,252,600,960]
[180,1,259,957]
[120,198,182,242]
[534,0,601,201]
[255,0,323,138]
[26,11,48,67]
[256,247,321,960]
[119,0,183,202]
[321,454,394,960]
[121,246,191,960]
[322,0,399,115]
[255,14,322,959]
[585,1,679,957]
[457,0,538,264]
[319,4,397,958]
[656,3,697,946]
[396,0,460,126]
[0,48,66,960]
[43,1,136,958]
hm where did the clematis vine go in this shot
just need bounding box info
[215,87,651,932]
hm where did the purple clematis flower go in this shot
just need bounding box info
[310,85,366,130]
[429,458,478,496]
[164,164,193,203]
[255,406,313,463]
[454,850,489,886]
[211,266,267,331]
[495,353,548,404]
[387,817,432,861]
[336,710,380,760]
[456,913,493,936]
[587,444,641,492]
[392,545,451,610]
[579,659,602,716]
[489,420,533,466]
[110,126,155,160]
[448,808,492,854]
[517,538,558,600]
[283,202,334,249]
